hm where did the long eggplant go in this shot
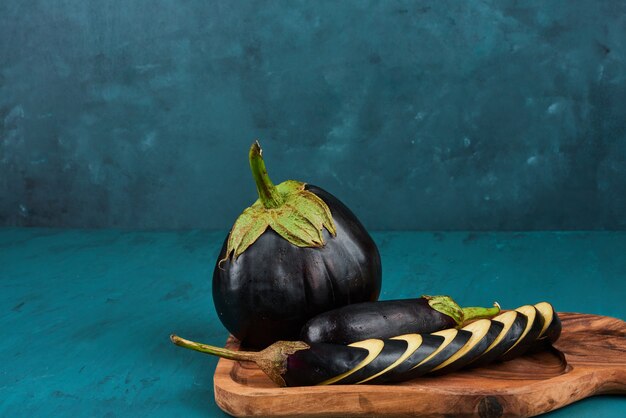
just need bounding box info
[301,295,501,345]
[171,303,561,387]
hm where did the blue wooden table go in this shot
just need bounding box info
[1,229,624,417]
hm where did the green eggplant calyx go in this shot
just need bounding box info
[170,334,309,387]
[423,295,501,326]
[223,141,337,260]
[423,295,465,326]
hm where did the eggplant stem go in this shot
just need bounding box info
[461,302,501,324]
[170,334,310,387]
[249,141,284,209]
[170,334,259,362]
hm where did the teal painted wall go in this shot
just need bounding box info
[1,0,625,229]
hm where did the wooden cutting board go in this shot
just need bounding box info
[213,313,626,417]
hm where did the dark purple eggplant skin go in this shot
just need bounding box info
[469,313,528,368]
[371,334,445,384]
[213,185,382,349]
[538,311,562,345]
[528,311,562,353]
[430,320,504,375]
[542,312,562,344]
[409,330,472,377]
[336,339,408,385]
[500,308,545,361]
[301,298,457,345]
[284,343,368,387]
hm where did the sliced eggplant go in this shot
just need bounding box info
[284,342,368,387]
[535,302,562,344]
[468,310,528,368]
[352,334,424,384]
[499,305,544,361]
[171,301,560,387]
[332,339,409,384]
[369,334,445,384]
[318,339,385,385]
[527,302,562,353]
[406,328,472,376]
[430,319,504,375]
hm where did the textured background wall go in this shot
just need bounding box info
[1,0,625,230]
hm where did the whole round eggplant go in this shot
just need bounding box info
[301,295,501,345]
[213,142,382,348]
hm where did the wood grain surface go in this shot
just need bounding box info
[213,313,626,417]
